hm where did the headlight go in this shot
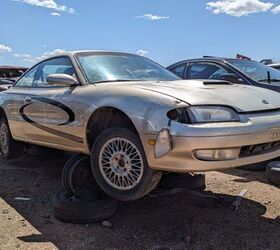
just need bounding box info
[187,106,240,123]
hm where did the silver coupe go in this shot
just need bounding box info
[1,51,280,201]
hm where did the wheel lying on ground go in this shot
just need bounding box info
[0,117,24,160]
[239,161,269,171]
[53,190,118,224]
[62,154,103,200]
[266,161,280,186]
[91,128,162,201]
[160,173,206,190]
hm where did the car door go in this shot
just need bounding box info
[7,65,40,141]
[24,56,84,148]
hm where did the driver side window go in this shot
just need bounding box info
[189,62,244,83]
[33,57,76,88]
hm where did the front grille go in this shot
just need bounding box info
[240,140,280,157]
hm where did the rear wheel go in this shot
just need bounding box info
[0,118,24,160]
[91,128,162,201]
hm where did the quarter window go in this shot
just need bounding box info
[170,64,185,78]
[15,66,39,88]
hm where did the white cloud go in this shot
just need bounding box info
[34,48,66,61]
[206,0,273,17]
[136,13,170,21]
[272,5,280,14]
[13,0,75,14]
[12,49,66,65]
[136,49,149,57]
[50,12,61,16]
[23,58,37,63]
[0,44,12,53]
[13,53,32,58]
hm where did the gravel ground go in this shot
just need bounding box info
[0,154,279,250]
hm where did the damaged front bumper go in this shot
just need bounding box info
[141,110,280,172]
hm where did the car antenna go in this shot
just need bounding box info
[267,71,271,84]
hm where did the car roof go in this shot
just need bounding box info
[47,50,138,57]
[167,57,254,69]
[32,50,141,65]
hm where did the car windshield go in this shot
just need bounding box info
[77,53,180,83]
[226,59,280,83]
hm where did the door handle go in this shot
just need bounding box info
[24,97,32,103]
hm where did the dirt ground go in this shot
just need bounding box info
[0,153,279,250]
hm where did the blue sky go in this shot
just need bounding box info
[0,0,280,67]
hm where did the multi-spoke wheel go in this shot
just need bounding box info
[91,128,162,201]
[0,118,24,160]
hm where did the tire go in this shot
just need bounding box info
[0,117,24,160]
[239,161,269,171]
[62,154,82,195]
[160,173,206,190]
[69,155,104,200]
[91,128,162,201]
[266,161,280,186]
[53,190,118,224]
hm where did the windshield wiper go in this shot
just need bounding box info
[92,79,143,84]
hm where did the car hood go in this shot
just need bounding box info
[130,80,280,112]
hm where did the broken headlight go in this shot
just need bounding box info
[168,106,240,124]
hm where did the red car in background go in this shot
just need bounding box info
[0,66,28,91]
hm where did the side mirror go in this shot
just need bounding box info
[221,73,243,83]
[46,74,78,86]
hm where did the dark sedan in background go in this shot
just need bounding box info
[0,66,28,91]
[167,57,280,93]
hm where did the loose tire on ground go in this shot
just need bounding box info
[266,161,280,186]
[91,128,162,201]
[0,117,24,160]
[62,154,103,200]
[53,190,118,224]
[61,154,83,195]
[160,173,206,190]
[69,155,104,200]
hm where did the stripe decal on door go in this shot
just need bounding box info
[19,96,83,143]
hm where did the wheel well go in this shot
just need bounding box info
[86,107,139,150]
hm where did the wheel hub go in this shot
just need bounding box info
[99,137,144,191]
[112,153,129,174]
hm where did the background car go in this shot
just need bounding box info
[2,51,280,202]
[167,57,280,93]
[0,66,28,91]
